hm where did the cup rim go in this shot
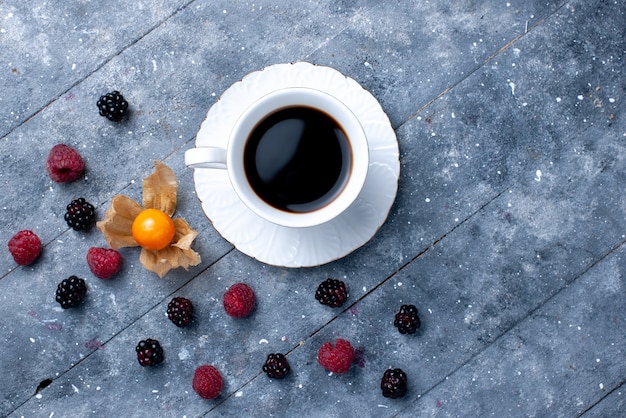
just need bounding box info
[227,87,369,228]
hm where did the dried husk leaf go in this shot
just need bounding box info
[171,218,199,250]
[138,217,201,278]
[142,161,177,216]
[96,195,142,249]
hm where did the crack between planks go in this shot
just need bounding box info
[5,244,234,417]
[200,187,508,415]
[1,141,197,283]
[306,187,508,342]
[394,235,626,418]
[1,0,197,141]
[399,2,568,130]
[578,378,626,417]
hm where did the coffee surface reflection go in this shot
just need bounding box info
[243,106,351,213]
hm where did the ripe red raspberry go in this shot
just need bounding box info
[223,283,255,318]
[317,338,355,374]
[86,247,122,279]
[192,365,223,399]
[8,230,42,265]
[45,144,85,183]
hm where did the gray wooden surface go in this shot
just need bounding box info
[1,0,624,417]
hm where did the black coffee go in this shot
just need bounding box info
[243,106,351,213]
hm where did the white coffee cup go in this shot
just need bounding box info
[185,87,369,228]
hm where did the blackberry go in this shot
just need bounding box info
[64,198,96,231]
[315,278,348,307]
[97,91,128,122]
[136,338,164,366]
[381,368,408,398]
[167,297,194,327]
[262,353,290,379]
[394,304,421,334]
[55,276,87,309]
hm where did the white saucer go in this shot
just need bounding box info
[190,62,399,267]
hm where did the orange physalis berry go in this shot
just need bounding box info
[131,208,176,250]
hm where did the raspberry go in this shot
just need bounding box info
[381,368,408,398]
[317,338,354,374]
[8,230,42,265]
[86,247,122,279]
[64,198,96,231]
[46,144,85,183]
[315,278,348,307]
[167,297,194,327]
[55,276,87,309]
[223,283,255,318]
[96,90,129,122]
[136,339,164,367]
[192,365,222,399]
[394,304,421,334]
[262,353,290,379]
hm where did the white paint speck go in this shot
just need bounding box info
[198,335,210,347]
[578,95,584,100]
[599,383,604,390]
[556,97,561,102]
[259,339,269,344]
[235,391,243,397]
[425,198,431,203]
[178,348,190,360]
[72,384,79,393]
[609,98,615,103]
[535,170,542,182]
[36,394,42,399]
[152,60,157,72]
[30,338,35,343]
[509,81,516,95]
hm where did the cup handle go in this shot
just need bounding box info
[185,147,227,169]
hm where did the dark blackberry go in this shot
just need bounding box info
[394,304,421,334]
[64,198,96,231]
[167,297,194,327]
[97,91,128,122]
[136,339,164,367]
[315,278,348,308]
[381,368,408,398]
[262,353,290,379]
[55,276,87,309]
